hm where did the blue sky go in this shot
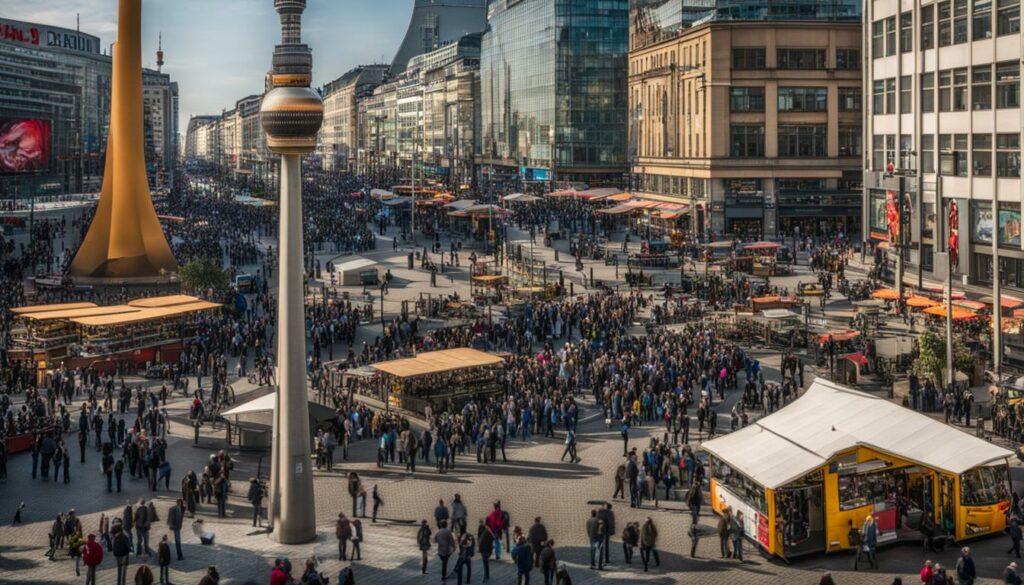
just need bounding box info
[3,0,411,131]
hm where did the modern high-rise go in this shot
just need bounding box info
[479,0,630,187]
[391,0,488,76]
[864,0,1023,363]
[628,0,862,237]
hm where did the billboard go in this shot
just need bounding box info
[1000,207,1022,246]
[0,119,51,173]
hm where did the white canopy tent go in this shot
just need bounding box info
[703,378,1013,490]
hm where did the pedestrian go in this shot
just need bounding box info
[477,519,493,583]
[114,459,124,492]
[717,508,733,558]
[597,503,614,566]
[920,560,934,585]
[452,494,468,535]
[336,512,353,561]
[585,509,604,570]
[621,522,638,564]
[271,559,288,585]
[372,484,383,523]
[528,517,548,568]
[452,531,475,585]
[1010,519,1022,559]
[555,564,572,585]
[436,519,456,581]
[687,522,700,558]
[347,472,362,517]
[540,540,556,585]
[80,533,103,585]
[103,451,114,493]
[134,565,155,585]
[135,498,152,560]
[351,518,363,561]
[434,498,450,529]
[157,534,171,585]
[214,471,228,518]
[512,536,533,585]
[933,563,949,585]
[860,514,878,570]
[687,480,703,524]
[248,477,264,527]
[639,517,660,572]
[417,519,433,575]
[167,498,185,561]
[731,511,746,561]
[112,525,132,585]
[337,566,355,585]
[1005,561,1022,585]
[957,547,976,585]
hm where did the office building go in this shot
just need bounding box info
[479,0,630,187]
[629,2,862,237]
[320,65,389,172]
[391,0,487,75]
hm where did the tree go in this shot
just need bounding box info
[912,328,975,384]
[179,258,229,296]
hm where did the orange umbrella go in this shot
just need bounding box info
[871,288,901,300]
[924,305,980,320]
[906,295,940,308]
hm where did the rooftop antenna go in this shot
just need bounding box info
[156,32,164,72]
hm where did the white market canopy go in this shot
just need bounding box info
[222,391,337,421]
[761,308,801,320]
[702,378,1012,490]
[332,257,377,273]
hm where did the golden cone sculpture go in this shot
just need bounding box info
[68,0,177,283]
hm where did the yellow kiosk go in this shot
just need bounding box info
[703,378,1013,559]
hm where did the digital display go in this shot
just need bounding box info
[0,119,50,173]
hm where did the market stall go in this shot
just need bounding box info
[332,257,379,286]
[369,348,505,417]
[703,378,1013,560]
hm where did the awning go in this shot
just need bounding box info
[128,294,203,308]
[818,330,860,342]
[472,275,506,283]
[845,353,869,367]
[762,308,801,320]
[19,305,141,322]
[743,241,782,251]
[752,296,781,304]
[701,378,1013,490]
[370,348,504,379]
[603,192,634,202]
[905,295,940,308]
[11,301,97,315]
[221,391,337,421]
[924,305,980,320]
[71,301,221,327]
[953,299,988,311]
[871,288,902,300]
[443,199,477,210]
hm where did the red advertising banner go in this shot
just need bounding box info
[949,200,960,268]
[757,513,770,548]
[885,190,900,243]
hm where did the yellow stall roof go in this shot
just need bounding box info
[71,300,221,327]
[19,305,141,322]
[11,302,97,315]
[371,348,504,379]
[128,295,202,308]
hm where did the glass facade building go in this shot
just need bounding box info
[714,0,861,22]
[480,0,629,185]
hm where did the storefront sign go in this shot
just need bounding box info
[0,19,99,54]
[757,513,770,548]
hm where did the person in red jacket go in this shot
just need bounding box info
[270,558,288,585]
[80,533,104,585]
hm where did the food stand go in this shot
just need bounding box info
[742,241,786,276]
[704,378,1013,560]
[369,348,505,417]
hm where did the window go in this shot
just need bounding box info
[874,80,886,113]
[885,16,897,56]
[998,0,1021,35]
[886,78,897,114]
[732,48,765,69]
[777,48,826,69]
[900,75,913,113]
[960,465,1010,506]
[730,125,764,157]
[900,11,914,52]
[974,0,993,39]
[955,0,970,42]
[939,70,953,111]
[954,68,969,111]
[711,457,767,514]
[873,135,888,169]
[922,72,935,112]
[922,134,935,173]
[778,125,827,157]
[900,135,914,169]
[973,66,992,110]
[997,61,1020,108]
[778,87,828,112]
[998,133,1021,176]
[941,133,969,176]
[872,20,885,56]
[730,87,765,112]
[939,0,953,45]
[922,4,935,49]
[839,126,862,156]
[836,48,860,70]
[973,134,992,176]
[839,87,862,112]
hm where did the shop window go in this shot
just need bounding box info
[838,467,903,511]
[960,465,1010,506]
[711,456,767,514]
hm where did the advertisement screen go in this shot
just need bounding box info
[973,205,994,243]
[0,118,50,173]
[999,207,1022,246]
[870,195,887,232]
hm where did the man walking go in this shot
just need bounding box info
[80,533,103,585]
[957,546,976,585]
[1010,519,1023,559]
[166,498,185,561]
[597,503,615,566]
[112,525,131,585]
[135,498,152,560]
[435,520,456,581]
[247,477,264,527]
[586,509,604,570]
[417,519,433,575]
[528,517,548,568]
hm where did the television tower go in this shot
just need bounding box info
[260,0,322,544]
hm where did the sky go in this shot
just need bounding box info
[2,0,412,132]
